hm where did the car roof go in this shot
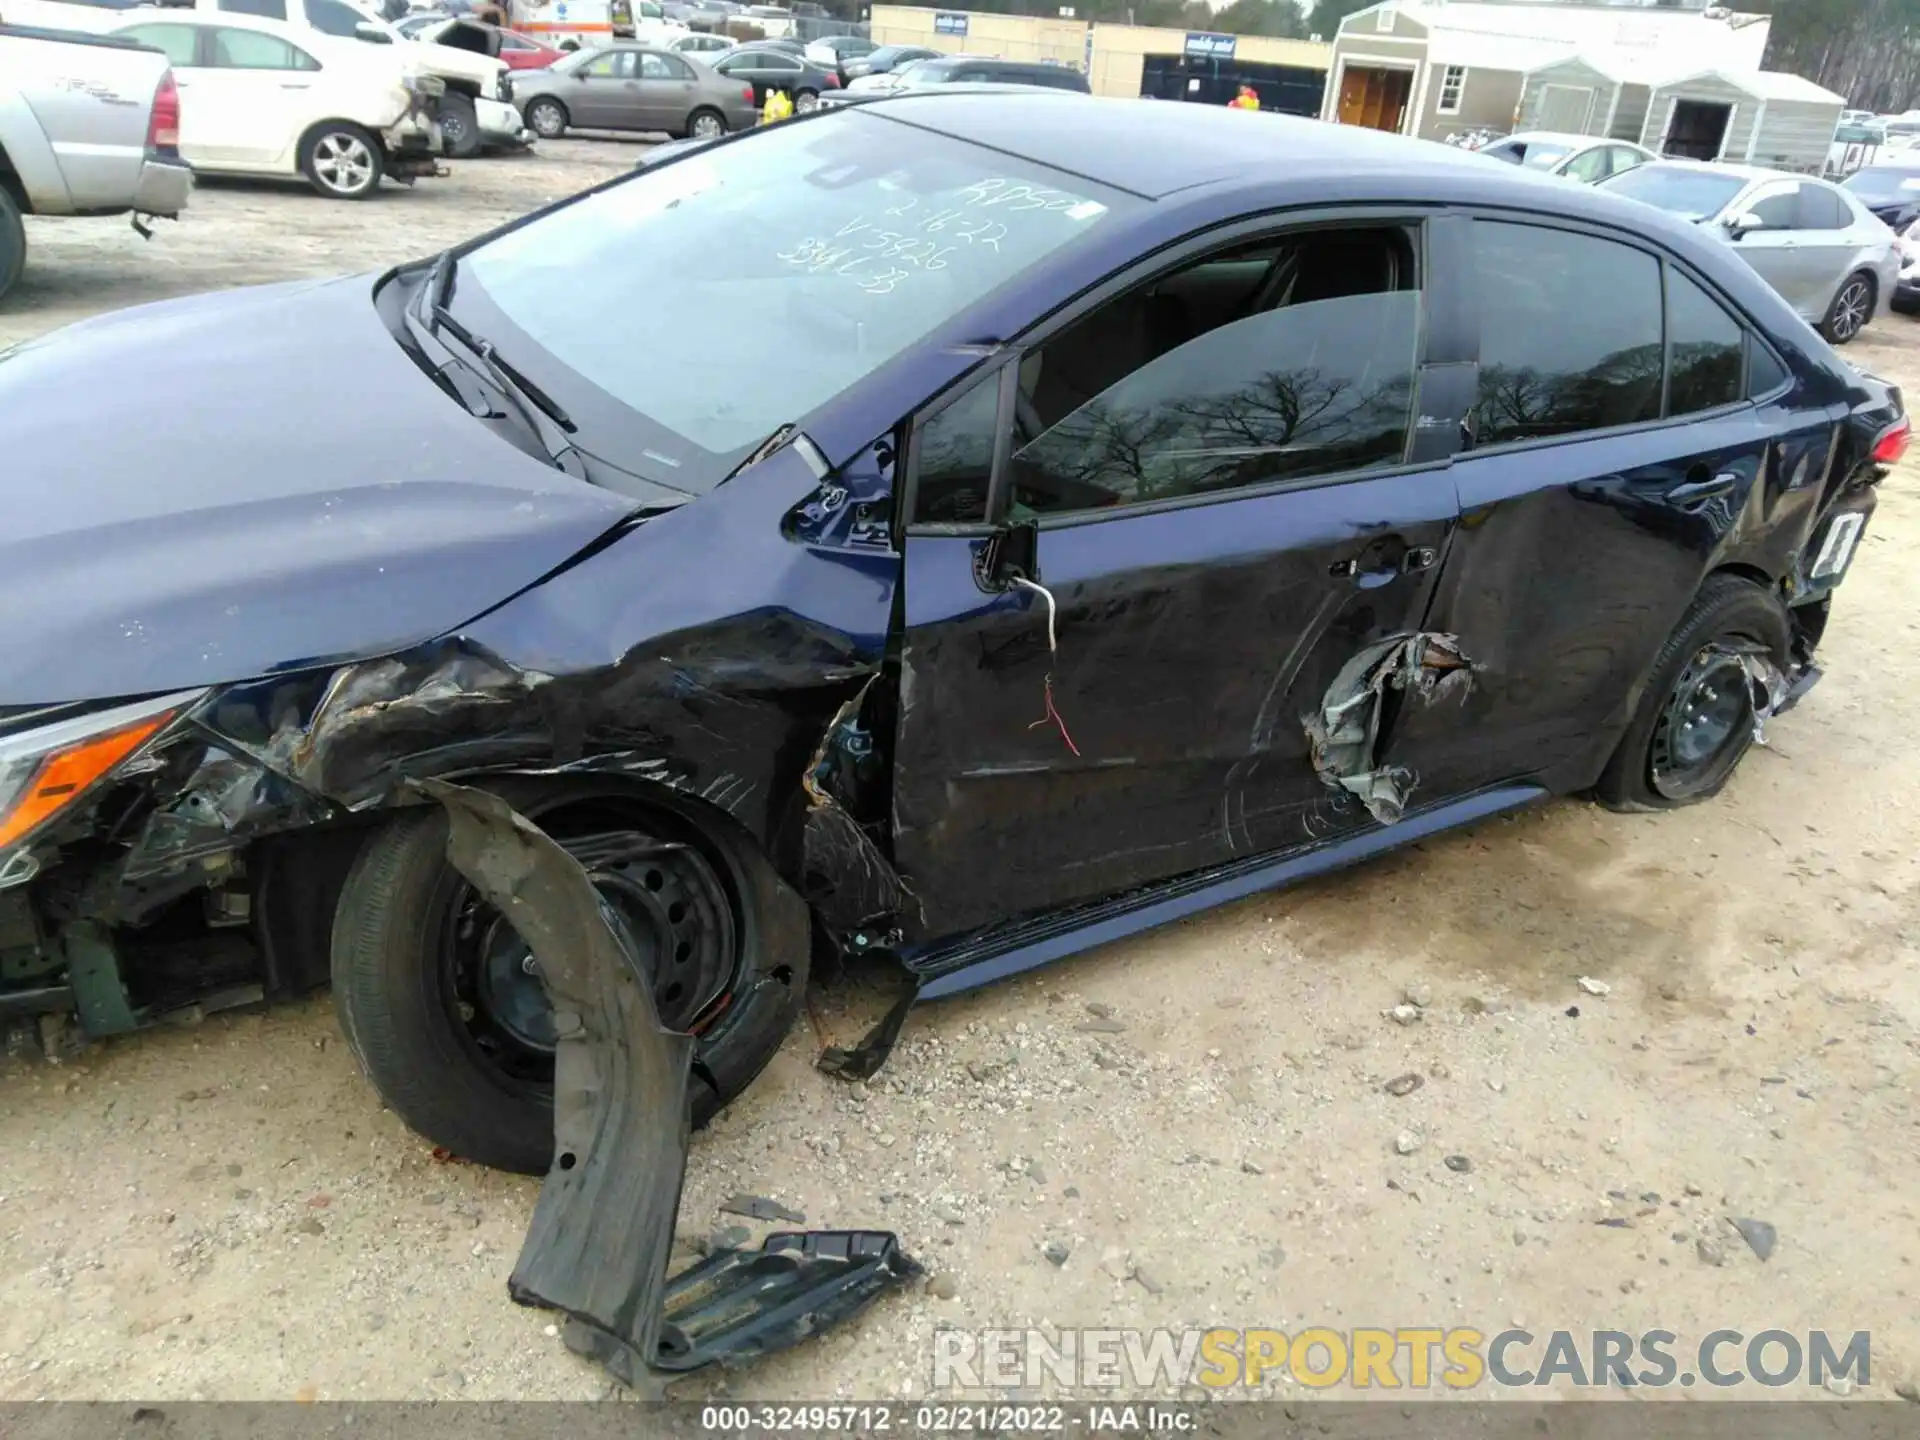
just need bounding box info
[1633,158,1791,185]
[861,93,1525,201]
[116,8,301,30]
[1501,131,1599,148]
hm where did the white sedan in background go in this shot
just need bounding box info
[111,11,444,199]
[1478,131,1655,185]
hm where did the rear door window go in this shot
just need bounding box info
[1665,269,1744,415]
[1744,185,1801,230]
[211,26,319,67]
[1471,222,1663,446]
[304,0,363,35]
[1795,183,1850,231]
[120,22,202,63]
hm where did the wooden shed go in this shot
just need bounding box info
[1643,68,1845,170]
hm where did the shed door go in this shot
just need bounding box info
[1537,83,1594,133]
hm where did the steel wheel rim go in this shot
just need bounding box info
[1834,279,1870,340]
[435,824,739,1091]
[794,90,818,112]
[692,112,723,137]
[531,101,565,136]
[313,132,375,194]
[1648,646,1755,800]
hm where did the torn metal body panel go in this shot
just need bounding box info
[1304,633,1471,826]
[426,779,914,1390]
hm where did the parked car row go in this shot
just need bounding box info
[0,21,192,302]
[111,9,448,196]
[1456,130,1898,345]
[10,0,527,158]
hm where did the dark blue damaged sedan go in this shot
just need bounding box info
[0,94,1905,1179]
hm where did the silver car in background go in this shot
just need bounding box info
[1602,160,1897,344]
[508,43,760,139]
[1477,130,1654,185]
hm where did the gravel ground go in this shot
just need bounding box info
[4,144,1920,1403]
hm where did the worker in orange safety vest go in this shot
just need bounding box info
[1228,85,1260,110]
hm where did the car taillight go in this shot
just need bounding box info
[742,85,755,104]
[148,69,180,150]
[825,71,839,86]
[1871,415,1910,465]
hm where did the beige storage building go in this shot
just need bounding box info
[1511,52,1843,170]
[1321,0,1771,142]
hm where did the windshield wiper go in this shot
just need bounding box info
[410,251,586,479]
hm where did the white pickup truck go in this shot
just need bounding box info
[0,20,192,301]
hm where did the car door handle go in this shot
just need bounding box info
[1666,471,1739,506]
[1330,545,1436,582]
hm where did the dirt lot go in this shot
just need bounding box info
[4,144,1920,1404]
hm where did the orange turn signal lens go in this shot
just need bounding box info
[0,712,174,851]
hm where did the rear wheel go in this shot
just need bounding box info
[794,87,819,112]
[299,123,384,199]
[437,92,483,159]
[688,107,727,139]
[1820,270,1874,344]
[1594,573,1790,811]
[526,96,569,139]
[0,187,23,305]
[329,782,806,1174]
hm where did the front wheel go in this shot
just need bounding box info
[688,107,727,139]
[1821,271,1874,344]
[525,96,569,140]
[437,93,482,159]
[794,87,820,112]
[329,784,807,1174]
[300,123,384,200]
[1593,573,1790,811]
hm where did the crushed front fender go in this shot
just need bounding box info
[420,779,917,1392]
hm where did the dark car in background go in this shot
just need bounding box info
[838,41,934,82]
[708,42,839,108]
[824,54,1090,107]
[508,42,759,137]
[1842,161,1920,231]
[804,31,874,78]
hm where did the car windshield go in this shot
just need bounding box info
[1518,141,1573,170]
[456,109,1135,495]
[1603,165,1747,220]
[1843,166,1920,202]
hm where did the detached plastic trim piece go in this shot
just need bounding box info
[422,779,916,1393]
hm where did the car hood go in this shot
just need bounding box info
[0,275,639,707]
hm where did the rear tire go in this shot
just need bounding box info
[688,107,727,139]
[437,92,483,159]
[330,784,807,1174]
[525,96,569,139]
[0,187,23,305]
[794,87,819,112]
[1820,270,1874,344]
[1594,573,1790,811]
[299,123,385,200]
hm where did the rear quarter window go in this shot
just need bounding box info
[1471,221,1663,446]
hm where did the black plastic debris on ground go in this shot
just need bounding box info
[424,780,917,1393]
